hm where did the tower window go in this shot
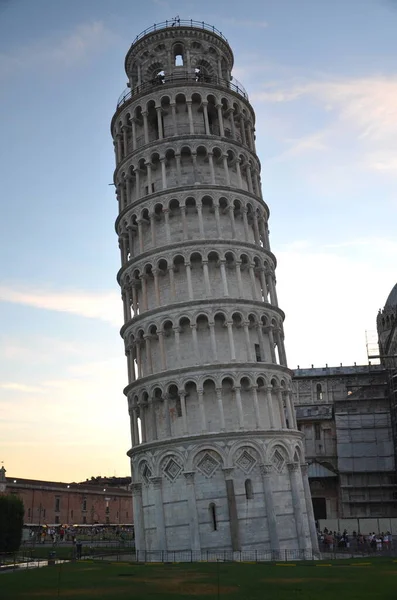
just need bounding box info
[173,43,184,66]
[245,479,253,500]
[209,503,217,531]
[316,383,323,400]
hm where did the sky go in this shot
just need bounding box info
[0,0,396,481]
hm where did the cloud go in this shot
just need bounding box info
[276,236,396,368]
[0,383,45,393]
[0,21,117,80]
[252,76,397,173]
[0,285,121,326]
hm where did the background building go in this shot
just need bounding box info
[0,466,132,526]
[292,283,397,527]
[113,20,316,555]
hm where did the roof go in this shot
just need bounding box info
[385,284,397,308]
[6,477,130,495]
[308,462,337,478]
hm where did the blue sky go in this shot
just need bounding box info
[0,0,396,480]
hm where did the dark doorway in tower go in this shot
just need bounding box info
[312,497,327,520]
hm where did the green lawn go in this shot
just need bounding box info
[1,558,397,599]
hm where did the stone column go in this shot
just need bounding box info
[286,390,297,429]
[229,109,236,139]
[184,472,201,551]
[277,387,287,429]
[236,159,243,188]
[150,477,167,551]
[142,111,149,144]
[185,262,194,299]
[168,265,176,300]
[214,202,221,236]
[257,324,266,362]
[153,268,161,307]
[235,261,243,297]
[251,385,262,429]
[179,390,188,434]
[243,321,253,361]
[175,153,182,183]
[226,321,236,360]
[202,260,211,297]
[136,342,142,379]
[125,175,132,206]
[170,102,178,135]
[191,323,199,363]
[208,152,216,184]
[131,284,138,314]
[260,465,280,551]
[223,468,241,551]
[266,386,276,429]
[156,106,163,139]
[186,101,194,134]
[240,116,247,145]
[131,119,137,150]
[301,463,319,553]
[252,214,260,245]
[248,263,259,300]
[150,397,158,441]
[242,208,250,240]
[127,226,134,257]
[229,205,236,237]
[128,406,135,446]
[197,388,206,432]
[180,205,188,239]
[163,209,171,243]
[160,158,167,189]
[234,385,244,429]
[259,268,268,302]
[137,219,144,253]
[131,483,146,553]
[220,260,229,296]
[197,203,205,237]
[223,154,231,186]
[215,387,225,430]
[132,400,139,443]
[209,321,218,361]
[116,133,122,161]
[135,168,141,201]
[267,327,277,363]
[139,401,147,443]
[146,162,152,193]
[163,394,171,437]
[173,326,181,364]
[144,334,153,375]
[216,104,225,136]
[158,330,166,370]
[202,101,210,134]
[288,463,308,550]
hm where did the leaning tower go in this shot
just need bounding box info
[111,20,317,556]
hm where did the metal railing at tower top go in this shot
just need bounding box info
[131,20,228,45]
[117,73,248,109]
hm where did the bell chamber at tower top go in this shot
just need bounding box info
[116,20,248,108]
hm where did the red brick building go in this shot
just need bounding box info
[0,467,132,526]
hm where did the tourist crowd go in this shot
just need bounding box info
[319,528,394,552]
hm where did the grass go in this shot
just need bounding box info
[1,557,397,599]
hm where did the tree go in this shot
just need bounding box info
[0,495,24,552]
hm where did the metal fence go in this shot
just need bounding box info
[117,73,248,109]
[132,20,228,44]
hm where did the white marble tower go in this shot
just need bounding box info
[111,19,317,555]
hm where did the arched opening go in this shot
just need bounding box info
[173,43,184,66]
[316,383,323,401]
[209,503,217,531]
[245,479,253,500]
